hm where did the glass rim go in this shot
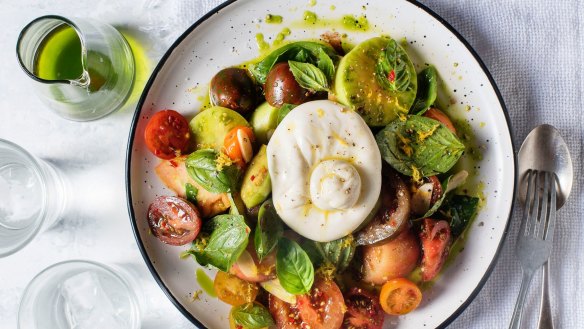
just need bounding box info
[0,138,49,257]
[18,259,142,329]
[16,15,87,86]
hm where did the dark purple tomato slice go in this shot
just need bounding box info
[147,196,201,246]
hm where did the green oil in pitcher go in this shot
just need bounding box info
[17,16,135,121]
[33,25,84,81]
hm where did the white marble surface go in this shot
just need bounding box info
[1,0,582,328]
[0,1,215,328]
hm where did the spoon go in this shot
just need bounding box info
[518,124,573,329]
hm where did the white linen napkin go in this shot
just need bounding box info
[416,1,583,328]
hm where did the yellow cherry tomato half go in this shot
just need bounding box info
[379,278,422,315]
[214,271,259,306]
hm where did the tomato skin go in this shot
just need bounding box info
[423,108,456,134]
[342,288,384,329]
[224,126,255,166]
[144,110,190,159]
[355,169,410,246]
[362,228,420,285]
[379,278,422,315]
[296,277,346,329]
[420,218,452,281]
[269,294,304,329]
[230,240,276,283]
[210,67,258,114]
[214,271,259,306]
[147,196,201,246]
[264,62,310,108]
[427,175,442,206]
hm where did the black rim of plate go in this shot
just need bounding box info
[125,1,517,328]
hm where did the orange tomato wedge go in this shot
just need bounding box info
[224,126,255,166]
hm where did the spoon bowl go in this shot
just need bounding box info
[518,124,573,208]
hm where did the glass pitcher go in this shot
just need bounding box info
[16,15,135,121]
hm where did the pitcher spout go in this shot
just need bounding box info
[70,70,91,89]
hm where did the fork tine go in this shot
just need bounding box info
[520,170,537,236]
[543,172,557,241]
[528,170,542,237]
[536,171,551,239]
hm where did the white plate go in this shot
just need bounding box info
[126,0,516,327]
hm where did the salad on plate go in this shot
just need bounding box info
[142,34,480,329]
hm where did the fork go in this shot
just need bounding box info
[509,170,557,329]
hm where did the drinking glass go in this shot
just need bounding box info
[16,15,135,121]
[18,260,142,329]
[0,138,68,257]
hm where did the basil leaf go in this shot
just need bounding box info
[411,66,438,114]
[277,104,296,124]
[276,238,314,295]
[441,195,480,237]
[376,115,465,176]
[417,175,452,219]
[249,41,337,84]
[288,61,329,92]
[185,149,240,193]
[185,183,198,205]
[294,48,310,63]
[180,232,209,262]
[232,302,275,329]
[254,199,284,261]
[316,47,335,82]
[302,235,356,273]
[416,170,469,220]
[375,38,412,92]
[301,240,324,265]
[227,193,241,216]
[192,214,249,272]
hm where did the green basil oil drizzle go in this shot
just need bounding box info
[196,269,217,298]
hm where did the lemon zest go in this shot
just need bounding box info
[411,165,422,184]
[191,290,203,301]
[194,232,210,252]
[341,234,354,248]
[417,124,440,142]
[397,132,413,157]
[216,151,234,171]
[316,262,336,280]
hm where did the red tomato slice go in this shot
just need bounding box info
[147,196,201,246]
[269,294,304,329]
[296,277,346,329]
[144,110,190,159]
[342,288,385,329]
[420,218,452,281]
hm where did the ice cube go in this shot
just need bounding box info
[0,163,42,228]
[60,271,126,329]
